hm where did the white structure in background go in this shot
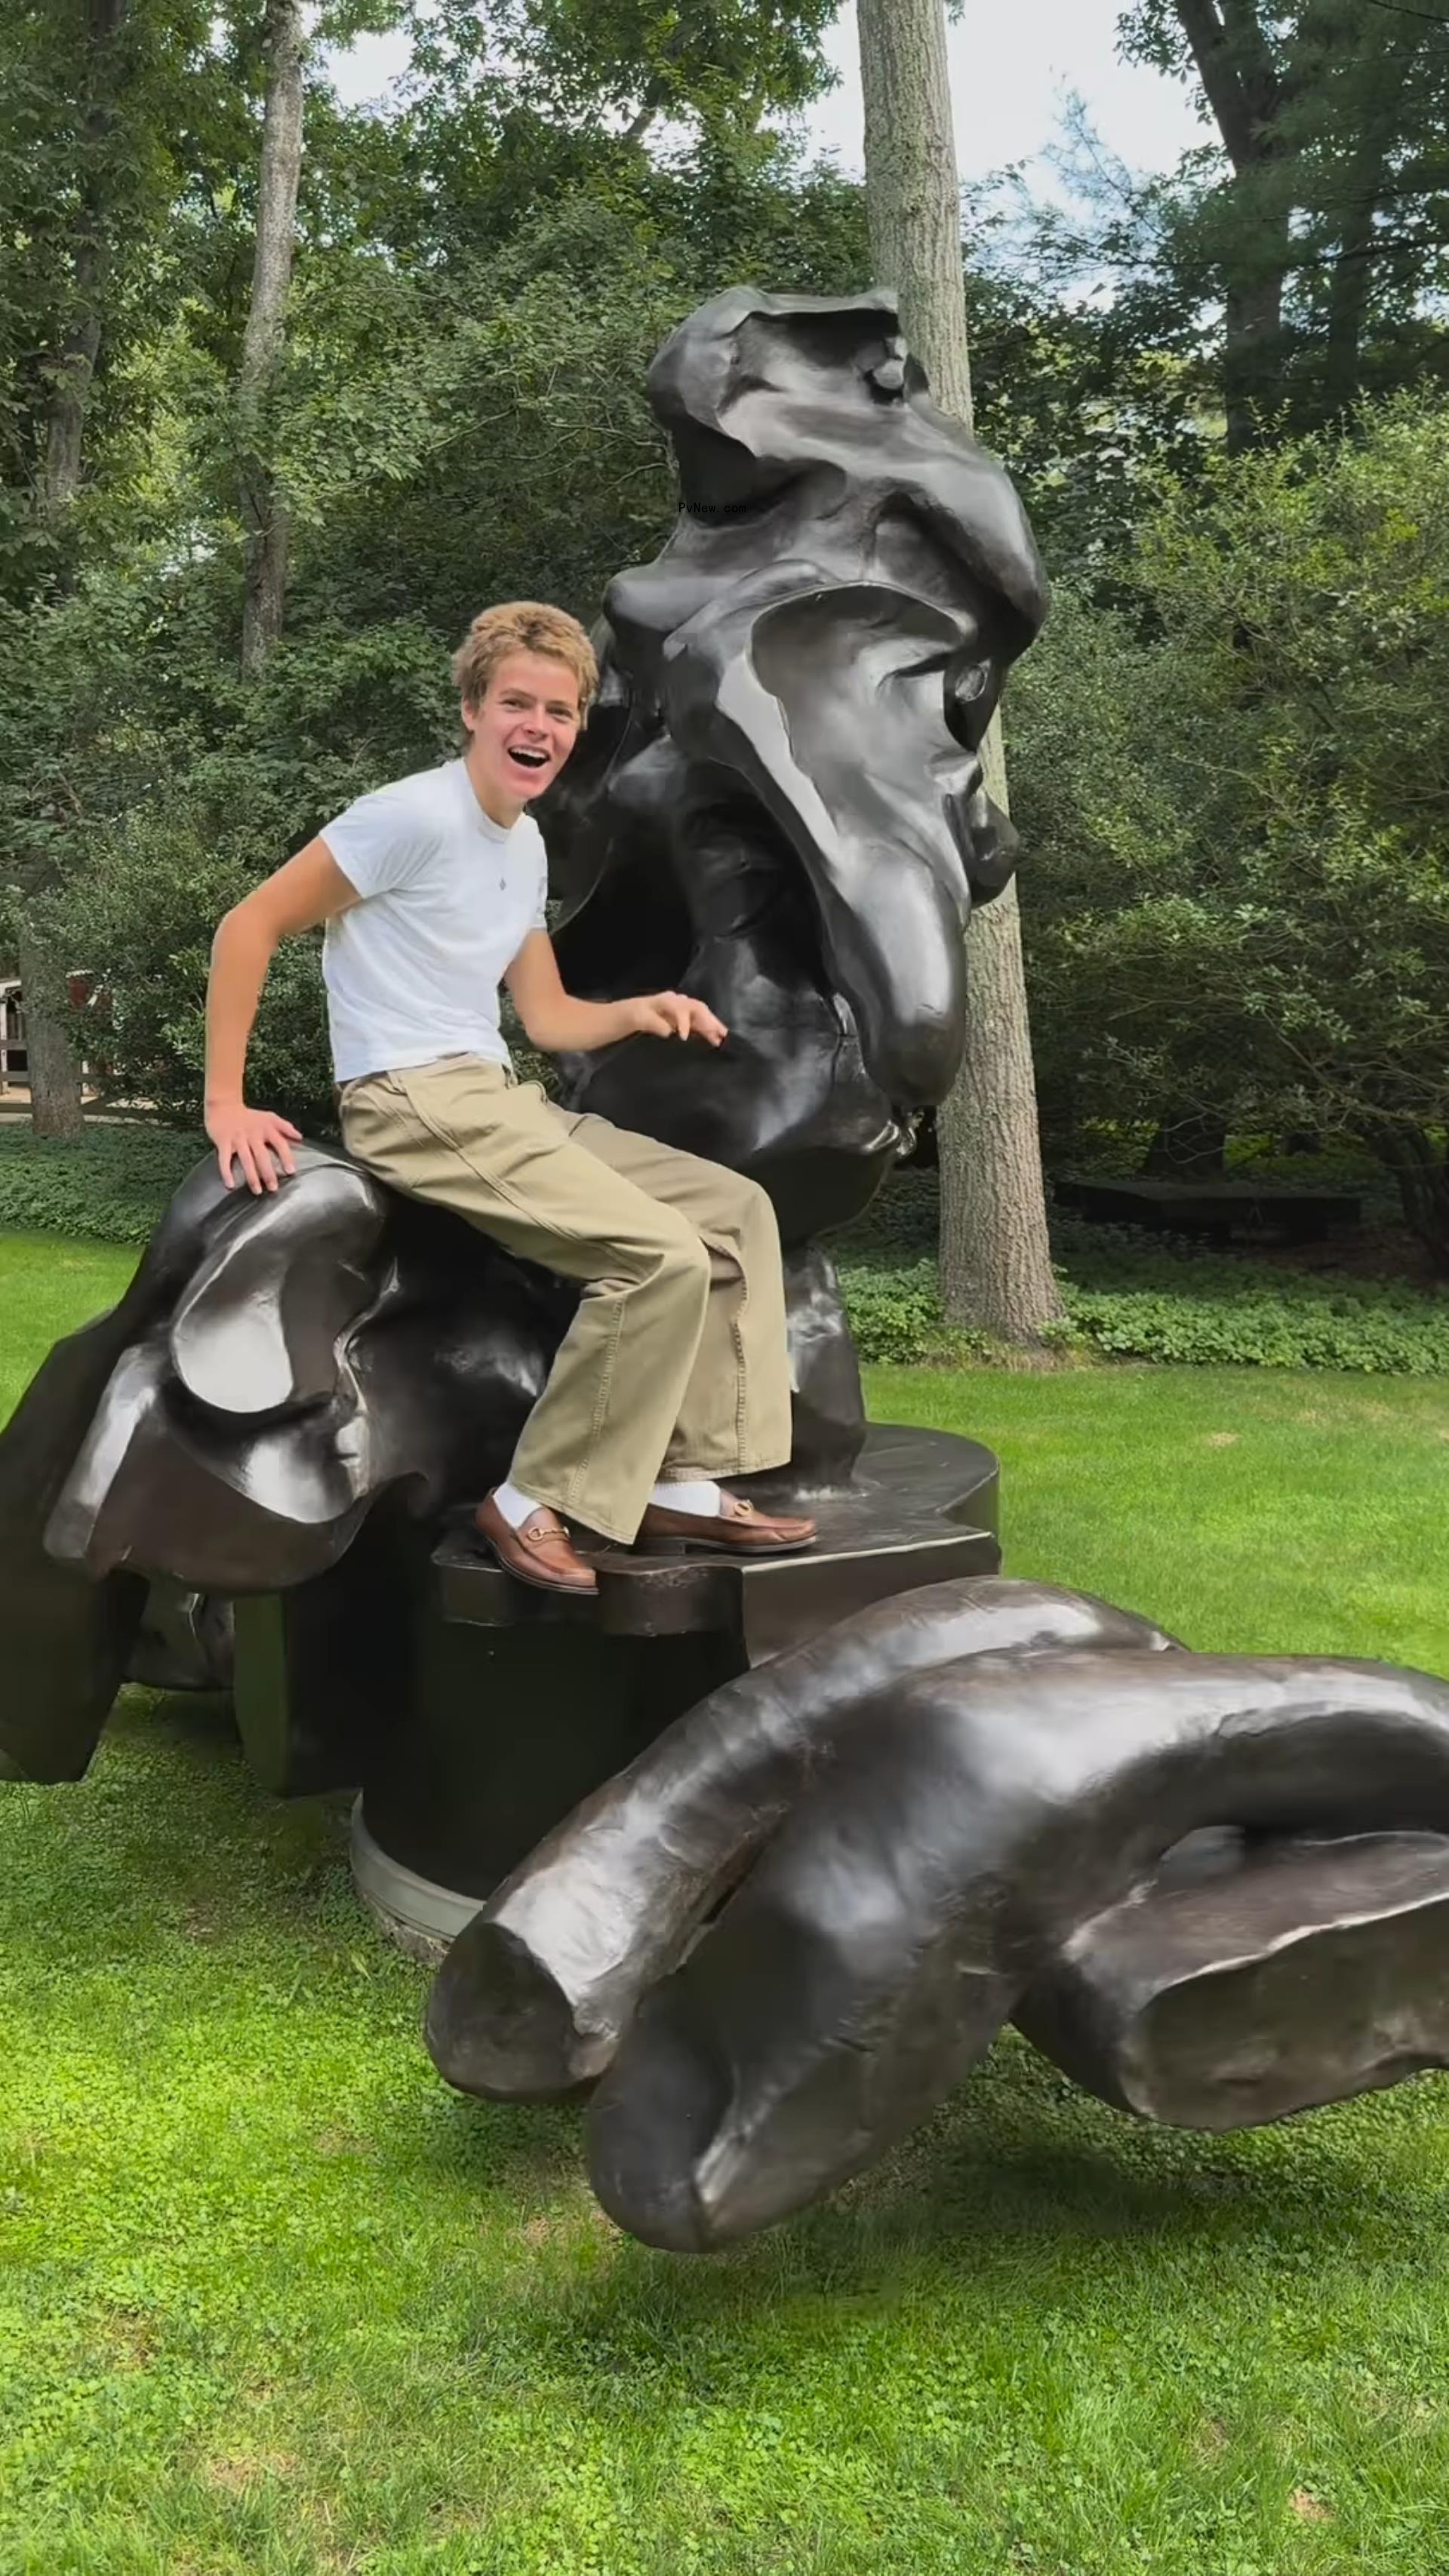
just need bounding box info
[0,974,96,1097]
[0,980,26,1093]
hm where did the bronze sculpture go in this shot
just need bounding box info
[3,288,1449,2250]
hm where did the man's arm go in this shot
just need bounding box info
[504,931,728,1055]
[205,836,360,1193]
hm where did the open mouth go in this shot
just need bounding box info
[507,746,551,775]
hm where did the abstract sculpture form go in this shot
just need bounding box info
[430,1578,1449,2252]
[544,285,1049,1245]
[4,287,1449,2251]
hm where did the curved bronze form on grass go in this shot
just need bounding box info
[427,1580,1449,2251]
[1017,1824,1449,2131]
[426,1578,1178,2097]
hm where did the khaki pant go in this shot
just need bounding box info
[339,1055,793,1543]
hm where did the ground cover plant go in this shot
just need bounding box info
[0,1125,205,1249]
[3,1235,1449,2573]
[835,1171,1449,1372]
[841,1239,1449,1373]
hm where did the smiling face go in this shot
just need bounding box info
[462,650,583,825]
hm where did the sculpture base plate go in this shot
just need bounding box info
[431,1420,999,1664]
[353,1421,1000,1952]
[351,1805,475,1962]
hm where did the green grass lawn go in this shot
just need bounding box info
[4,1233,1449,2576]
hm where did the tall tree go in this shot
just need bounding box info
[857,0,1060,1343]
[502,0,838,149]
[238,0,304,673]
[13,0,132,1134]
[0,0,259,1128]
[1011,397,1449,1270]
[1119,1,1449,441]
[1159,0,1294,450]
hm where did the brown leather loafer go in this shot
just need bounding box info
[475,1491,598,1594]
[636,1491,817,1555]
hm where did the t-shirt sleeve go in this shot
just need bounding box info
[528,818,549,931]
[320,783,435,900]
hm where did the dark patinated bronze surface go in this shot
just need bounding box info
[432,1423,998,1654]
[422,1571,1449,2248]
[1015,1827,1449,2129]
[585,1644,1449,2247]
[243,1423,998,1909]
[544,285,1050,1248]
[426,1578,1180,2103]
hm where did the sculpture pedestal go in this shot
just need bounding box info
[342,1422,999,1952]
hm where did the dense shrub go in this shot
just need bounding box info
[1011,401,1449,1266]
[0,1124,205,1245]
[834,1259,981,1365]
[1058,1276,1449,1374]
[835,1183,1449,1373]
[837,1245,1449,1374]
[835,1169,940,1266]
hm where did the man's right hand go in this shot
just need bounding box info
[205,1101,303,1195]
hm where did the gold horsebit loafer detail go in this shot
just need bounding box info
[474,1491,599,1594]
[635,1492,818,1555]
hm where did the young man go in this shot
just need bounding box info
[205,600,814,1596]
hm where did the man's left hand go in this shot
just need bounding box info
[626,991,728,1045]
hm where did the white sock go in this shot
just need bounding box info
[494,1477,547,1530]
[650,1479,724,1516]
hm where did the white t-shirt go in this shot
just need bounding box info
[320,759,548,1082]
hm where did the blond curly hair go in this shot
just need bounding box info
[451,602,598,719]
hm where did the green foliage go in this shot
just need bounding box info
[0,0,226,594]
[835,1168,939,1263]
[0,1121,202,1244]
[1105,2,1449,433]
[0,0,864,1122]
[841,1248,1449,1375]
[4,114,867,1125]
[14,1122,1443,1380]
[835,1187,1449,1374]
[836,1258,978,1365]
[71,823,337,1129]
[10,590,457,1124]
[285,159,866,637]
[1057,1221,1449,1374]
[1012,395,1449,1263]
[499,0,838,143]
[963,182,1219,585]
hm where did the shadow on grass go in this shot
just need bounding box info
[409,2030,1432,2341]
[25,1690,1449,2334]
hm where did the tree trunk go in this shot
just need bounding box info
[238,0,305,676]
[1223,260,1288,454]
[42,0,128,512]
[1173,2,1294,450]
[1373,1124,1449,1279]
[1321,36,1420,420]
[26,0,129,1140]
[857,0,1060,1342]
[18,934,84,1140]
